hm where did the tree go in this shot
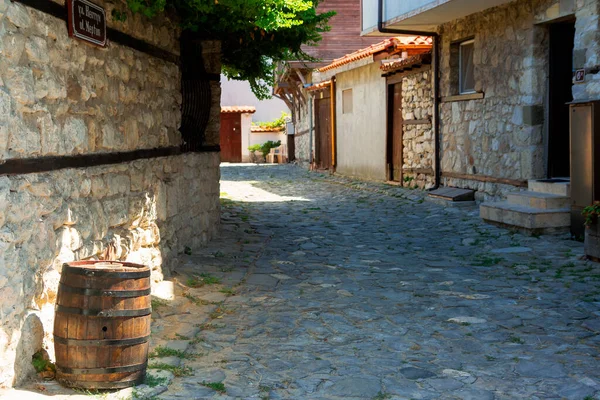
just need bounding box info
[126,0,335,99]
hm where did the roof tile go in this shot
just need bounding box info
[318,36,432,72]
[221,106,256,114]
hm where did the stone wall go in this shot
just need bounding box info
[0,0,222,387]
[437,0,557,199]
[401,67,435,189]
[572,0,600,101]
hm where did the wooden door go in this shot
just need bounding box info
[287,134,295,162]
[387,82,403,181]
[315,97,332,169]
[220,113,242,162]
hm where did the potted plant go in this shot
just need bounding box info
[583,202,600,261]
[248,144,263,163]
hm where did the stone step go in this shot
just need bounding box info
[480,202,570,230]
[528,179,570,196]
[506,191,571,209]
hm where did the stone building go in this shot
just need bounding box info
[0,0,221,387]
[363,0,600,233]
[308,38,434,186]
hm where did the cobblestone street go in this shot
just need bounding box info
[157,164,600,400]
[7,163,600,400]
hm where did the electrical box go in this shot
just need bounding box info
[569,100,600,237]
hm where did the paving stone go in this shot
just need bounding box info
[515,360,566,378]
[327,376,381,397]
[427,377,464,391]
[400,367,436,380]
[491,247,532,253]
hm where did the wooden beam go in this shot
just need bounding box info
[441,171,527,187]
[0,146,220,176]
[295,70,307,85]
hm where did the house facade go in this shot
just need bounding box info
[312,38,434,186]
[274,0,390,168]
[364,0,599,233]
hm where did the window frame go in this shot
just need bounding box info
[459,39,476,95]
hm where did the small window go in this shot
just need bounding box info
[342,89,353,114]
[459,39,475,94]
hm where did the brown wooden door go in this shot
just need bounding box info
[287,134,295,162]
[387,83,403,181]
[315,97,332,169]
[220,113,242,162]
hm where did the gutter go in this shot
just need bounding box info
[377,0,441,190]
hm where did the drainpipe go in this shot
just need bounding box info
[377,0,441,190]
[330,77,337,171]
[309,96,314,165]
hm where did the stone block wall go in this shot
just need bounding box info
[0,1,183,159]
[0,0,222,387]
[437,0,554,199]
[401,67,434,189]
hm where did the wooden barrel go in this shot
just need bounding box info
[53,261,151,389]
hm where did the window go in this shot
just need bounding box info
[459,39,475,94]
[342,89,353,114]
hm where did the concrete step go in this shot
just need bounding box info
[480,202,570,230]
[528,179,570,196]
[506,191,571,209]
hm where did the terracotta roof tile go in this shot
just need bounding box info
[221,106,256,114]
[318,36,432,72]
[251,126,284,132]
[380,52,432,72]
[305,80,332,91]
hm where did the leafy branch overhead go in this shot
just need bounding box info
[124,0,335,99]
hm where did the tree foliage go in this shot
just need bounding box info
[125,0,335,99]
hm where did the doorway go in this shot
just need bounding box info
[220,113,242,162]
[387,81,403,182]
[315,94,332,170]
[547,20,575,178]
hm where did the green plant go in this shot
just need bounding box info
[148,363,193,377]
[508,335,525,344]
[250,140,282,161]
[32,350,55,373]
[111,8,127,22]
[253,111,290,130]
[149,346,191,359]
[219,288,235,296]
[184,293,210,305]
[144,374,169,387]
[123,1,335,100]
[187,273,221,287]
[583,202,600,226]
[174,333,190,340]
[202,381,226,393]
[151,297,169,309]
[372,392,391,400]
